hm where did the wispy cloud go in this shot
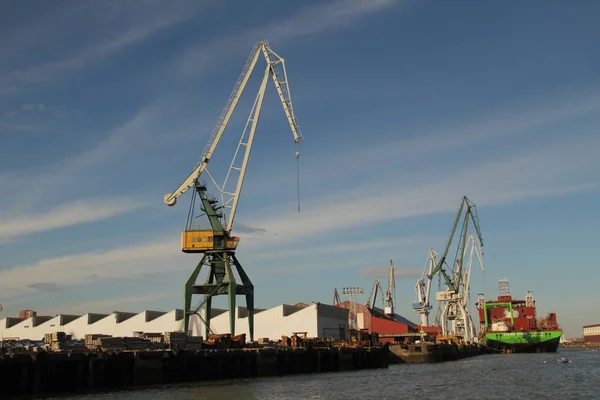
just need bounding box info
[27,282,66,293]
[38,292,179,316]
[1,1,213,94]
[0,120,34,134]
[1,104,67,125]
[360,266,422,279]
[0,238,184,297]
[1,101,179,211]
[246,236,440,266]
[0,97,210,239]
[251,87,600,194]
[233,223,267,235]
[179,0,403,76]
[243,133,600,245]
[0,230,435,302]
[0,199,145,243]
[21,103,46,112]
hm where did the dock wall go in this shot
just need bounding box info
[0,346,389,396]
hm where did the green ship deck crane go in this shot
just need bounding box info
[163,40,303,339]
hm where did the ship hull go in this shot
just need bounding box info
[481,330,562,354]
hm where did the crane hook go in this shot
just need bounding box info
[296,154,301,212]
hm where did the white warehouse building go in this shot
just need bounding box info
[0,302,348,342]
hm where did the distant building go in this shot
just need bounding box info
[583,324,600,343]
[335,300,421,343]
[0,302,348,342]
[18,310,36,319]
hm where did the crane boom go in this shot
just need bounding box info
[385,259,396,317]
[163,40,303,213]
[429,196,483,293]
[333,288,341,306]
[223,65,271,232]
[260,45,303,144]
[163,42,262,207]
[413,248,437,326]
[461,233,485,298]
[365,279,383,308]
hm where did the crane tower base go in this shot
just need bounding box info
[184,251,254,341]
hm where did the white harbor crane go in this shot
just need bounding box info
[365,259,396,318]
[412,249,438,326]
[461,233,485,341]
[439,233,485,342]
[427,196,484,343]
[384,259,396,318]
[163,40,304,338]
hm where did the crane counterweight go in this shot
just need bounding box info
[164,194,176,207]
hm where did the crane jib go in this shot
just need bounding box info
[164,40,304,229]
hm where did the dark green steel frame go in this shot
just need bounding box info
[183,182,254,340]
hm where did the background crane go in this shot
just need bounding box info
[333,288,341,306]
[384,259,396,318]
[429,196,483,294]
[461,233,485,340]
[429,196,484,342]
[163,40,304,339]
[365,259,396,319]
[365,279,384,309]
[412,248,438,326]
[437,233,485,341]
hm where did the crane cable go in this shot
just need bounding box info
[295,142,301,212]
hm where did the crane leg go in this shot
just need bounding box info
[232,253,254,341]
[228,282,236,336]
[205,295,213,339]
[184,255,207,334]
[246,290,254,342]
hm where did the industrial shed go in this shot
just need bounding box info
[0,302,348,342]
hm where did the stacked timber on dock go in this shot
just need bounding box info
[83,332,203,352]
[163,331,204,350]
[0,344,389,396]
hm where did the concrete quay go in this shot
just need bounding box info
[0,345,390,397]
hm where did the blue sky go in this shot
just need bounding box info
[1,0,599,338]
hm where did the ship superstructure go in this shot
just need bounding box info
[476,279,561,353]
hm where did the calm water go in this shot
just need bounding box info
[36,348,599,400]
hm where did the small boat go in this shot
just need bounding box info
[557,357,571,363]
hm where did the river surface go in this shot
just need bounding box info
[38,348,599,400]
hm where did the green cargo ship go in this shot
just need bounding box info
[476,279,562,353]
[481,330,562,353]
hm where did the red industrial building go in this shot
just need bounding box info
[335,301,438,343]
[583,324,600,342]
